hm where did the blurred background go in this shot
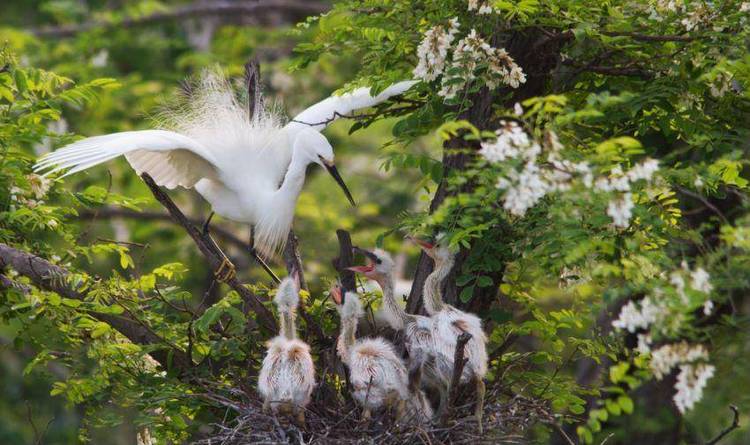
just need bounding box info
[0,1,441,443]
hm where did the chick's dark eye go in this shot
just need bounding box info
[376,259,382,264]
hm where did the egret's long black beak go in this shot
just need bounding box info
[323,162,356,207]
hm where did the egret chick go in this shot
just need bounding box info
[413,236,488,433]
[258,275,315,423]
[331,285,416,422]
[349,248,437,415]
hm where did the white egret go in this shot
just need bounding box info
[413,237,488,433]
[258,274,315,423]
[330,285,432,423]
[34,71,417,275]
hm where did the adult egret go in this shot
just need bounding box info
[330,285,431,423]
[413,237,488,433]
[34,71,417,273]
[258,275,315,423]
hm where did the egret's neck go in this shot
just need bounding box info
[376,274,410,330]
[274,149,310,204]
[337,316,358,365]
[423,256,454,315]
[278,309,297,341]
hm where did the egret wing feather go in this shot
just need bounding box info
[35,130,221,190]
[285,80,418,133]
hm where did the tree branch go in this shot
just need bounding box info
[332,229,356,293]
[0,243,192,372]
[443,332,472,424]
[140,173,277,333]
[32,0,329,38]
[706,405,740,445]
[283,229,327,345]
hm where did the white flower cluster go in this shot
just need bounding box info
[607,193,635,228]
[479,120,538,163]
[680,3,712,31]
[595,160,659,228]
[467,0,494,15]
[413,19,460,82]
[479,123,660,224]
[413,20,527,99]
[648,1,714,31]
[674,363,715,413]
[612,296,666,334]
[612,262,717,413]
[412,26,525,99]
[9,174,52,210]
[742,2,750,12]
[650,341,708,379]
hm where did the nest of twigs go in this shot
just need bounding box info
[191,383,553,445]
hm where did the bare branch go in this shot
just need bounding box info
[282,230,327,345]
[443,332,472,424]
[332,229,356,293]
[140,173,277,333]
[0,243,192,371]
[32,0,329,38]
[706,405,740,445]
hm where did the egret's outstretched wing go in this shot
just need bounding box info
[34,130,221,189]
[284,80,418,133]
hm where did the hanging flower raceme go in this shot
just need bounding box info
[611,264,716,413]
[439,30,526,99]
[478,121,657,226]
[413,18,460,82]
[412,20,526,100]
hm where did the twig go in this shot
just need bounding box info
[283,230,327,346]
[443,332,472,424]
[332,229,356,293]
[140,173,277,333]
[706,405,740,445]
[244,57,263,120]
[677,186,730,225]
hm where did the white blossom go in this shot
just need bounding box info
[637,333,653,354]
[650,342,709,380]
[478,121,534,163]
[690,267,712,294]
[438,29,525,99]
[702,299,714,316]
[500,162,549,216]
[467,0,494,14]
[627,158,659,182]
[742,2,750,12]
[674,363,715,413]
[607,193,635,228]
[413,18,460,82]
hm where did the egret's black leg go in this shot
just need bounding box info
[248,227,281,284]
[202,211,215,235]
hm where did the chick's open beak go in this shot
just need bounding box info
[406,235,434,250]
[322,160,356,207]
